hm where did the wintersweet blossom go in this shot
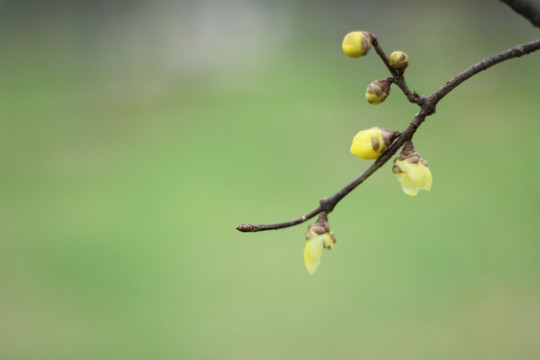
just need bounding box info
[304,221,336,275]
[392,142,432,196]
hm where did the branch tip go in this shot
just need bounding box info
[236,224,258,232]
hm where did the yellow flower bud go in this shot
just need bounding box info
[389,51,409,72]
[342,31,371,58]
[392,142,432,196]
[365,78,393,105]
[304,217,336,275]
[350,127,399,160]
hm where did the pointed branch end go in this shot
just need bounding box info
[236,224,259,232]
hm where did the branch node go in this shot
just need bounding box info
[512,47,525,57]
[422,103,436,116]
[319,197,335,213]
[414,93,427,105]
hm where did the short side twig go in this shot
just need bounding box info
[429,38,540,104]
[370,35,425,105]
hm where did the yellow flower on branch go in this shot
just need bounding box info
[304,214,336,275]
[392,141,432,196]
[350,127,399,160]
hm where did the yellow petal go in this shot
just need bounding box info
[394,159,432,196]
[304,235,324,275]
[321,233,335,250]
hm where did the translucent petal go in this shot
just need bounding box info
[394,159,432,196]
[304,236,324,275]
[321,233,335,250]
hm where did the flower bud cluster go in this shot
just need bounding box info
[349,131,433,196]
[341,31,410,105]
[301,31,430,275]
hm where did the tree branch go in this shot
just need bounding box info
[236,36,540,233]
[428,38,540,104]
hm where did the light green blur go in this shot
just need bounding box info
[2,1,540,359]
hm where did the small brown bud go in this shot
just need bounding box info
[365,77,393,105]
[389,51,409,72]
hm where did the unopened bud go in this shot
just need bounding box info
[365,78,393,105]
[342,31,372,58]
[350,127,400,160]
[389,51,409,72]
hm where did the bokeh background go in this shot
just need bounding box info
[2,1,540,359]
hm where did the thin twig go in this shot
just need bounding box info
[428,38,540,104]
[370,34,425,105]
[236,37,540,233]
[236,207,322,232]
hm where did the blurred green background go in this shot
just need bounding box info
[2,1,540,359]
